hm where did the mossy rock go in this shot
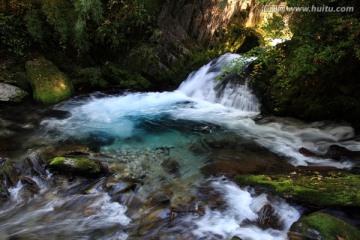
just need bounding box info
[289,212,360,240]
[25,57,74,104]
[235,171,360,207]
[49,157,108,177]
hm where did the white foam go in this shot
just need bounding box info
[187,180,300,240]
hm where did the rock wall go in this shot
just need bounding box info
[156,0,261,66]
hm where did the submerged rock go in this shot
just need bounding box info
[288,212,360,240]
[0,83,28,102]
[161,159,180,174]
[48,157,108,177]
[235,170,360,207]
[201,148,295,178]
[25,57,73,104]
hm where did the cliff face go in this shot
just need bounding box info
[128,0,263,85]
[156,0,261,65]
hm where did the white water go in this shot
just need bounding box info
[186,179,300,240]
[42,53,360,168]
[33,53,360,239]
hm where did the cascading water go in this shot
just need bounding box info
[178,53,260,112]
[1,53,360,239]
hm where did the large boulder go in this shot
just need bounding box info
[25,57,73,104]
[0,83,28,102]
[288,212,360,240]
[235,170,360,207]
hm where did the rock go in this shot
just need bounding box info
[21,176,40,194]
[288,212,360,240]
[299,147,317,157]
[257,204,283,230]
[48,157,108,177]
[324,145,360,161]
[161,159,180,174]
[235,170,360,207]
[25,152,47,178]
[85,131,116,148]
[105,177,138,196]
[0,83,28,102]
[201,148,295,178]
[0,158,20,188]
[25,57,73,104]
[0,182,10,199]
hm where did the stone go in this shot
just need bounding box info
[257,204,284,230]
[298,147,317,157]
[235,170,360,207]
[48,157,108,177]
[0,83,28,102]
[161,159,180,174]
[21,176,40,194]
[201,148,295,178]
[288,212,360,240]
[25,152,47,178]
[25,57,73,104]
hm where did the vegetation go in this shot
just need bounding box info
[290,212,360,240]
[235,171,360,207]
[217,0,360,123]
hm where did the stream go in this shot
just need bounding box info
[0,53,359,239]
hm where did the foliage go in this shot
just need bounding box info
[0,13,31,56]
[261,14,289,39]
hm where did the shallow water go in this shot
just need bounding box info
[1,53,359,239]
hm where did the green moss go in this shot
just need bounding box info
[25,57,74,105]
[50,157,101,174]
[291,212,360,240]
[235,171,360,206]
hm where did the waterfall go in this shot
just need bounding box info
[178,53,260,112]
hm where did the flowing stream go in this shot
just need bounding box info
[1,53,360,239]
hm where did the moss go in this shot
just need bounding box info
[291,212,360,240]
[25,57,74,105]
[235,171,360,207]
[49,157,101,175]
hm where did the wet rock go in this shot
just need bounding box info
[201,148,295,178]
[85,131,116,148]
[137,205,171,236]
[25,152,47,178]
[0,182,10,199]
[324,144,360,161]
[60,178,104,196]
[48,157,108,177]
[288,212,360,240]
[298,147,317,157]
[0,83,28,102]
[257,204,283,230]
[25,57,73,104]
[201,133,238,149]
[161,159,180,174]
[21,176,40,194]
[235,170,360,207]
[188,141,208,155]
[105,177,138,197]
[0,158,20,188]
